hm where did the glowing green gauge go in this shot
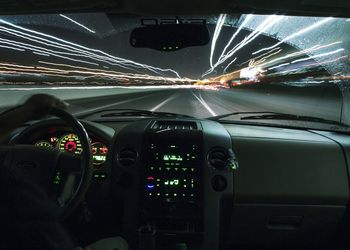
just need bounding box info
[91,142,108,166]
[58,133,82,155]
[35,141,53,148]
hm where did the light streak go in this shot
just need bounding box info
[33,52,50,57]
[0,27,128,67]
[217,15,253,65]
[203,15,283,77]
[297,55,348,68]
[252,17,333,55]
[237,47,282,67]
[0,62,198,84]
[278,55,348,75]
[268,63,290,70]
[223,58,237,72]
[254,49,283,65]
[0,85,209,91]
[249,47,281,62]
[0,62,35,69]
[0,44,25,51]
[0,19,181,77]
[290,48,344,64]
[218,15,283,63]
[59,14,96,33]
[209,14,227,68]
[257,41,342,68]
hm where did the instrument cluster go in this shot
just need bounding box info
[31,127,108,167]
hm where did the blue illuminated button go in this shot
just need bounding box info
[146,176,155,190]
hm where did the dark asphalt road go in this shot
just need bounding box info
[0,84,344,127]
[65,86,343,122]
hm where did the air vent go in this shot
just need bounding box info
[152,121,197,130]
[118,148,137,166]
[208,148,228,170]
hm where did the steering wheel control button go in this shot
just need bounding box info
[211,175,227,192]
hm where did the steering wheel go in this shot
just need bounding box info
[1,108,93,219]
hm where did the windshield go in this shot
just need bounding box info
[0,13,349,131]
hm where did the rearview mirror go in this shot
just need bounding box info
[130,24,210,51]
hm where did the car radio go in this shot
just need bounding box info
[141,128,203,218]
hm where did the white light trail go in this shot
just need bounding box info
[291,48,344,64]
[0,19,181,77]
[0,26,140,68]
[33,52,50,57]
[59,14,96,34]
[36,61,197,82]
[259,41,342,67]
[254,49,283,65]
[203,15,283,77]
[0,44,25,51]
[268,63,290,70]
[0,61,198,84]
[0,85,201,91]
[223,58,237,72]
[237,47,282,67]
[301,55,348,68]
[209,14,227,68]
[219,15,283,62]
[278,55,348,75]
[252,17,333,55]
[217,15,253,65]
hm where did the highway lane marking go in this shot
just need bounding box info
[192,92,217,116]
[74,94,157,116]
[150,93,178,111]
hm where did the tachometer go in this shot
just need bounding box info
[58,133,83,155]
[35,141,53,148]
[91,142,108,166]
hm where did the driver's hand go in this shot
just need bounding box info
[0,94,68,143]
[23,94,68,120]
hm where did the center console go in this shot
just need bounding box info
[140,121,203,227]
[113,119,235,250]
[139,122,203,247]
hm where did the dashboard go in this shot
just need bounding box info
[29,128,108,166]
[6,117,350,250]
[11,120,114,170]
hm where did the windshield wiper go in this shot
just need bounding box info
[78,108,194,119]
[208,111,346,127]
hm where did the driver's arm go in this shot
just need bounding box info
[0,94,67,142]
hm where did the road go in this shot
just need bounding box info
[64,85,343,122]
[0,84,344,124]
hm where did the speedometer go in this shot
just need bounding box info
[58,133,83,155]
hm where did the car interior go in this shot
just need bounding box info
[1,1,350,250]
